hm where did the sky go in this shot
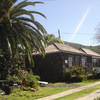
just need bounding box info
[18,0,100,46]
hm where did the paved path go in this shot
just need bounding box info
[76,89,100,100]
[37,81,100,100]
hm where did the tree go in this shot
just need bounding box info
[44,34,64,46]
[0,0,47,79]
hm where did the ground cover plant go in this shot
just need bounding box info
[0,87,73,100]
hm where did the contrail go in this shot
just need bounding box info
[69,8,90,42]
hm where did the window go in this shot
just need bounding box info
[92,59,97,67]
[75,56,80,65]
[68,56,73,67]
[81,57,86,66]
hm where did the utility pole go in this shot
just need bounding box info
[58,29,61,39]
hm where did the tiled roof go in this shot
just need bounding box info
[32,43,100,57]
[45,43,85,55]
[80,48,100,57]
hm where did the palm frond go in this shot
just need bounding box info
[11,9,34,20]
[0,0,46,68]
[34,21,47,34]
[13,1,43,12]
[14,17,47,34]
[29,11,46,18]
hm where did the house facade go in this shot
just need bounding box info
[80,48,100,68]
[33,43,100,82]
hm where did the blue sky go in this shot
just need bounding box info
[18,0,100,46]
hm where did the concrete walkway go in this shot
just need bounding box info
[37,81,100,100]
[76,89,100,100]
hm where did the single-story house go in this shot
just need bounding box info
[33,43,100,82]
[80,48,100,68]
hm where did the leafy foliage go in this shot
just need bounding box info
[63,69,72,82]
[44,34,64,46]
[88,70,100,80]
[63,66,86,82]
[70,66,85,76]
[0,0,47,79]
[6,69,40,89]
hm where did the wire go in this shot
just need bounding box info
[55,32,96,36]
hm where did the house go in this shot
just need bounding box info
[80,48,100,68]
[33,43,99,82]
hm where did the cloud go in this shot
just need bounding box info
[69,8,90,42]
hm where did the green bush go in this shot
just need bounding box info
[63,69,72,82]
[88,70,100,80]
[70,66,85,76]
[82,75,87,81]
[6,75,21,86]
[63,66,86,82]
[21,86,30,91]
[6,69,40,89]
[71,76,83,82]
[23,73,40,89]
[71,75,87,82]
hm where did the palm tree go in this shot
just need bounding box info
[0,0,47,61]
[0,0,47,78]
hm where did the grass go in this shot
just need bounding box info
[49,79,100,86]
[0,87,73,100]
[0,79,100,100]
[75,79,100,86]
[55,84,100,100]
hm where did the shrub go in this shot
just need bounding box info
[63,69,72,82]
[63,66,86,82]
[6,69,40,89]
[72,66,87,82]
[71,75,87,82]
[88,70,100,79]
[21,86,30,91]
[70,66,85,76]
[23,73,40,89]
[6,75,20,86]
[95,73,100,79]
[71,76,83,82]
[82,75,87,81]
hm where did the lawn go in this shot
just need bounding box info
[0,87,73,100]
[49,79,100,86]
[0,79,100,100]
[55,84,100,100]
[75,79,100,86]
